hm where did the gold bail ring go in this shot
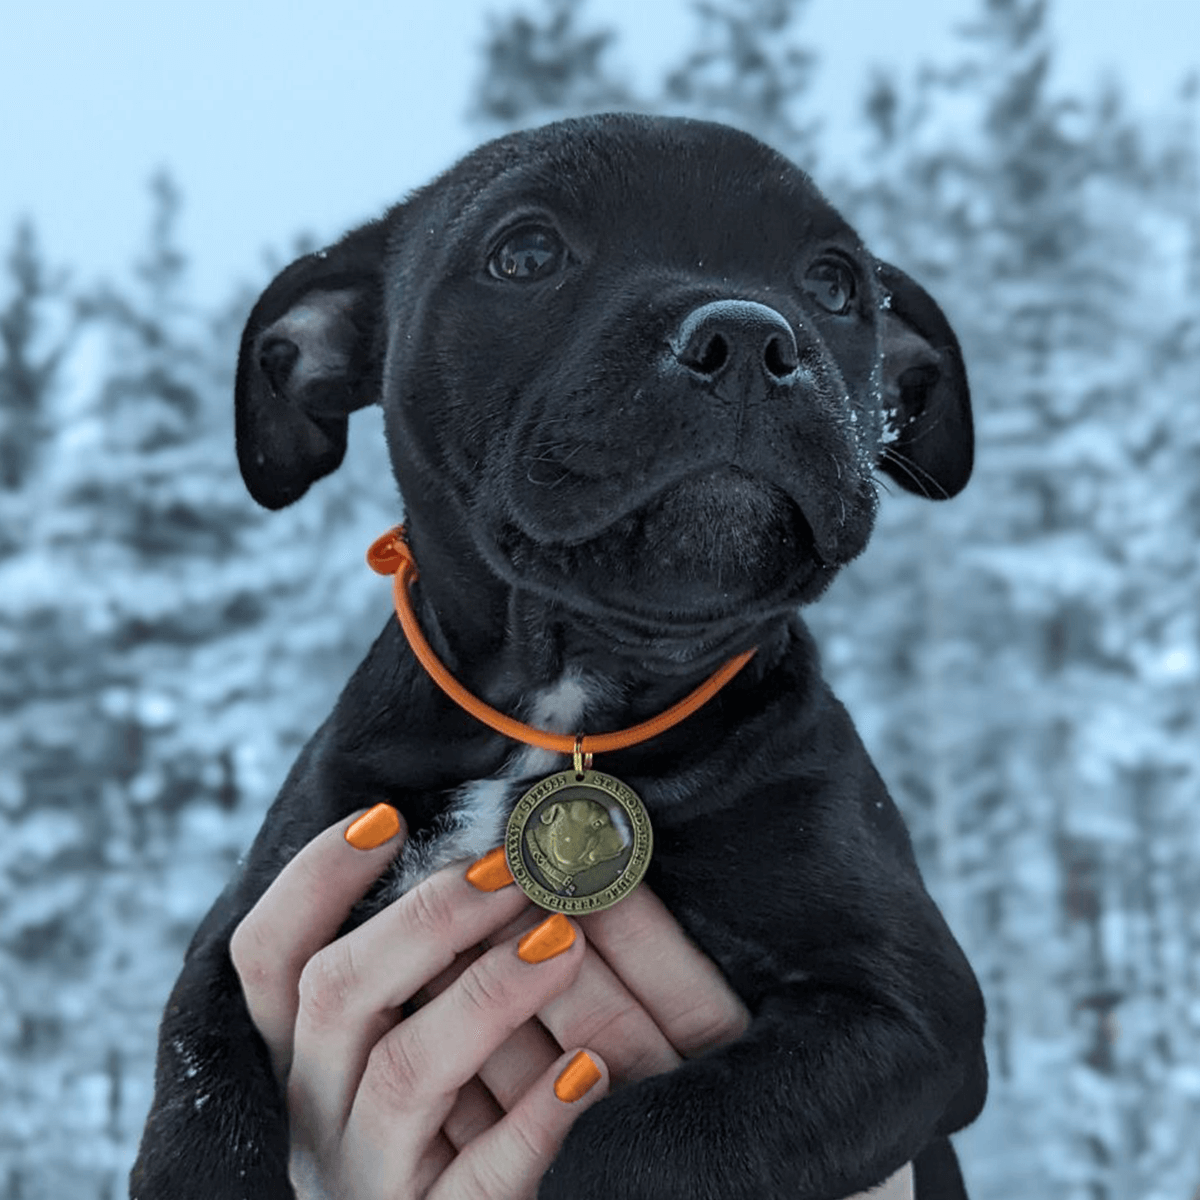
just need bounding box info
[572,735,593,777]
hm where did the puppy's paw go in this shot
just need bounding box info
[538,1072,770,1200]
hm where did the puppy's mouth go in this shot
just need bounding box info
[490,468,828,626]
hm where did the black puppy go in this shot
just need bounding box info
[133,114,985,1200]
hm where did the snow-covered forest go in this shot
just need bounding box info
[2,0,1198,1197]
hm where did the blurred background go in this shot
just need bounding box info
[1,1,1197,1197]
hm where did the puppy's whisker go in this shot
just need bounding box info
[528,437,585,457]
[526,444,588,488]
[527,465,571,487]
[879,446,949,500]
[899,410,948,448]
[526,443,586,486]
[879,447,928,495]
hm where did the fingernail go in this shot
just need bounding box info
[517,913,576,964]
[465,846,514,892]
[345,804,402,850]
[554,1050,602,1103]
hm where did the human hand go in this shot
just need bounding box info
[231,805,913,1199]
[231,804,603,1199]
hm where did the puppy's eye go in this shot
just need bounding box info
[802,257,856,315]
[488,227,565,281]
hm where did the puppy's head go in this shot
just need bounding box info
[236,115,971,654]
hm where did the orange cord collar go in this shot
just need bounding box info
[367,526,756,758]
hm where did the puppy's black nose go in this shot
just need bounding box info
[671,300,799,383]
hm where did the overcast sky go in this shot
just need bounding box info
[3,0,1197,305]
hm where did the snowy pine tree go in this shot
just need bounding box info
[0,221,67,499]
[472,0,821,168]
[830,4,1200,1197]
[663,0,820,163]
[473,0,632,127]
[1,173,395,1195]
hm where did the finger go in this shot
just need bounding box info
[476,1018,563,1110]
[536,938,680,1085]
[440,1077,505,1150]
[342,914,585,1183]
[417,940,563,1113]
[578,884,749,1056]
[477,896,685,1090]
[430,1050,609,1200]
[288,861,534,1142]
[229,803,406,1079]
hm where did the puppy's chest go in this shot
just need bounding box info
[359,674,794,996]
[366,672,608,913]
[370,747,555,911]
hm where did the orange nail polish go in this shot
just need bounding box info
[465,846,515,892]
[554,1051,602,1103]
[345,804,402,850]
[517,913,576,964]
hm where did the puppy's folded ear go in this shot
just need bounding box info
[876,263,973,499]
[235,218,388,509]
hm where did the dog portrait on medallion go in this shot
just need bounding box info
[131,113,986,1200]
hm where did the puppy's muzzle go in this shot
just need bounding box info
[669,300,801,387]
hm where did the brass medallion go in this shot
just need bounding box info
[505,769,653,914]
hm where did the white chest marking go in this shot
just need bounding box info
[370,672,601,909]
